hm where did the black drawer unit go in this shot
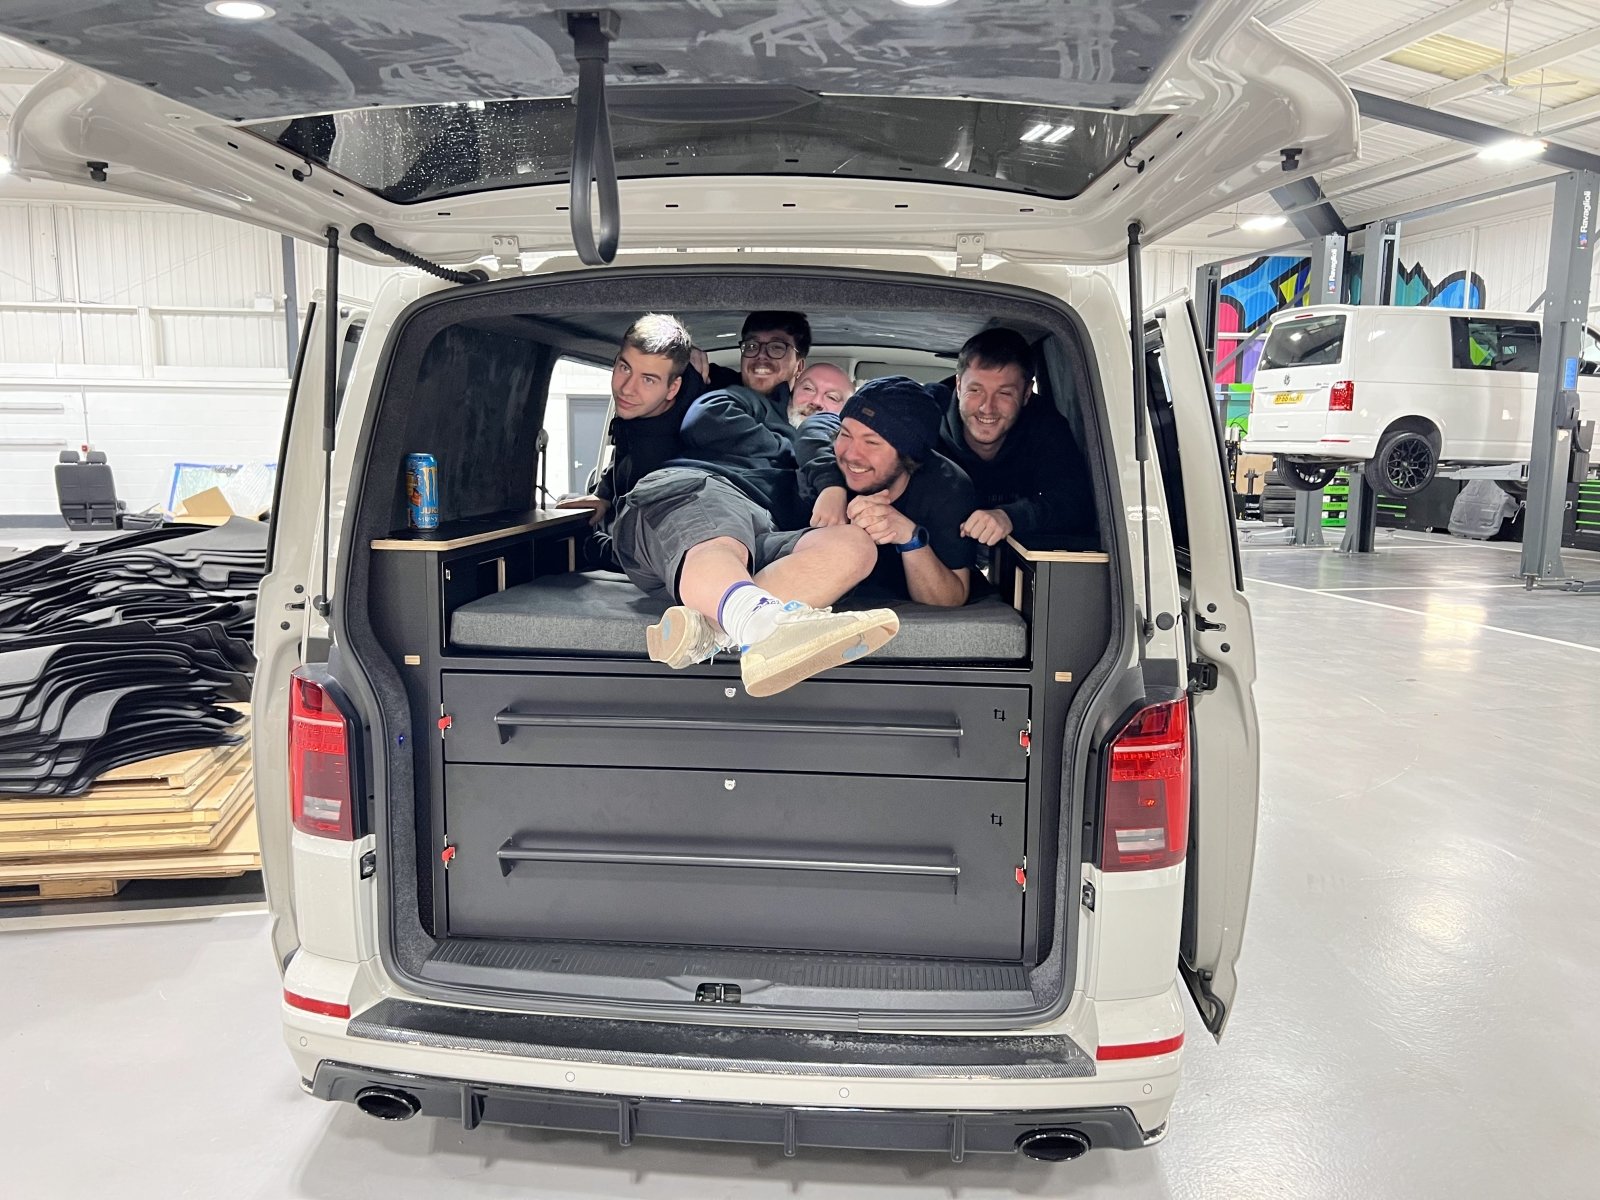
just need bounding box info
[441,672,1030,781]
[443,764,1028,959]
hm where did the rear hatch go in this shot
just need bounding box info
[1250,308,1351,444]
[4,1,1356,268]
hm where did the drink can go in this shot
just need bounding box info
[405,452,440,531]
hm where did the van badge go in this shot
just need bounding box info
[1283,374,1291,386]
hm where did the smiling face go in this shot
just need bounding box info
[834,416,908,497]
[739,327,804,396]
[957,358,1031,458]
[611,345,682,420]
[789,363,853,422]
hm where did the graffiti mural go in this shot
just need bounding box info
[1215,254,1488,387]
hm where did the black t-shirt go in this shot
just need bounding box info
[855,451,978,601]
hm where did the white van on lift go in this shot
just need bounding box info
[1244,304,1600,496]
[4,0,1356,1160]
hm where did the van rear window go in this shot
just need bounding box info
[244,93,1162,205]
[1259,315,1346,370]
[1450,317,1541,372]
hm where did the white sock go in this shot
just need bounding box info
[717,582,787,647]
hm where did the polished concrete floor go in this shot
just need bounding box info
[4,532,1598,1199]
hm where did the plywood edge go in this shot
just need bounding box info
[370,508,589,551]
[1004,538,1111,564]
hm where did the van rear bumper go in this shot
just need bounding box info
[309,1059,1156,1157]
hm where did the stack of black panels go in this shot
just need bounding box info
[0,520,264,797]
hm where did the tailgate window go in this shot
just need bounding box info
[1260,314,1346,370]
[247,94,1162,205]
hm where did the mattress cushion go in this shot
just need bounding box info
[450,571,1027,662]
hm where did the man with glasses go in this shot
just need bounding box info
[696,311,812,424]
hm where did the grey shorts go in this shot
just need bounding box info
[611,468,808,602]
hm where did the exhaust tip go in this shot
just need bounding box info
[354,1086,421,1121]
[1016,1128,1092,1162]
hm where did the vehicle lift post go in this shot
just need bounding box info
[1340,219,1402,555]
[1292,233,1346,546]
[1520,169,1598,586]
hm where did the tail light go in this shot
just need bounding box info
[1329,380,1355,411]
[1100,698,1190,872]
[289,671,355,840]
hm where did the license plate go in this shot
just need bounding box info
[1272,391,1303,405]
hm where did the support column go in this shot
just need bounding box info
[1342,219,1400,555]
[1291,234,1345,546]
[1521,171,1598,583]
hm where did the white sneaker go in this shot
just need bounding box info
[645,605,734,668]
[739,603,900,697]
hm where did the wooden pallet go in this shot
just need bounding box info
[0,878,125,905]
[0,803,260,889]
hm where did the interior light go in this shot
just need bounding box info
[893,0,960,7]
[205,1,275,19]
[1241,214,1289,232]
[1042,124,1076,144]
[1478,137,1546,163]
[0,156,10,177]
[1020,123,1052,143]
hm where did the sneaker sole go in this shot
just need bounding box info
[741,613,900,698]
[645,607,718,669]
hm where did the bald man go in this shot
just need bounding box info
[789,362,854,425]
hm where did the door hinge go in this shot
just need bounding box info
[489,234,520,271]
[954,233,986,277]
[1187,661,1219,694]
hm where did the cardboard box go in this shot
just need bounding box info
[172,486,239,525]
[1233,454,1275,495]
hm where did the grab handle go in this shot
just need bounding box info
[493,709,964,745]
[496,842,959,881]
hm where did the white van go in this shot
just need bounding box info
[1244,304,1600,496]
[4,1,1355,1160]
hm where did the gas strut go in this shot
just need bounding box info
[1127,221,1155,645]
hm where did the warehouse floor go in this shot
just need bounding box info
[4,532,1598,1199]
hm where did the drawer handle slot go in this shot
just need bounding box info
[496,842,960,881]
[492,709,965,745]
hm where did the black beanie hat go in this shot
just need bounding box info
[840,376,943,463]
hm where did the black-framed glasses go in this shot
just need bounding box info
[740,339,796,360]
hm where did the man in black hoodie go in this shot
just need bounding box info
[933,328,1097,547]
[559,312,705,568]
[697,310,812,426]
[611,362,899,699]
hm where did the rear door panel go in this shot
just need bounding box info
[1146,305,1261,1039]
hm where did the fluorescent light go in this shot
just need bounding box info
[893,0,960,7]
[1478,137,1546,163]
[1240,214,1289,232]
[205,1,275,20]
[1020,123,1052,143]
[1042,124,1076,144]
[0,156,10,177]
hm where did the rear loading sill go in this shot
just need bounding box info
[346,998,1095,1078]
[312,1061,1147,1158]
[420,938,1037,1014]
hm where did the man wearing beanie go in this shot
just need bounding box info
[833,376,978,608]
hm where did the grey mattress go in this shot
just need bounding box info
[450,572,1028,663]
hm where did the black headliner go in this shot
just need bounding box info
[532,309,1032,355]
[0,0,1210,122]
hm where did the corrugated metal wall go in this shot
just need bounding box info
[4,194,1597,517]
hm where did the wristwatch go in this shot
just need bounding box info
[894,525,929,553]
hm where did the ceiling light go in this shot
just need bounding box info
[0,156,10,177]
[1240,214,1289,232]
[1042,124,1076,144]
[893,0,960,8]
[1020,123,1052,143]
[205,1,275,20]
[1477,137,1546,163]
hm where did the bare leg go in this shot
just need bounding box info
[675,537,755,622]
[752,526,876,608]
